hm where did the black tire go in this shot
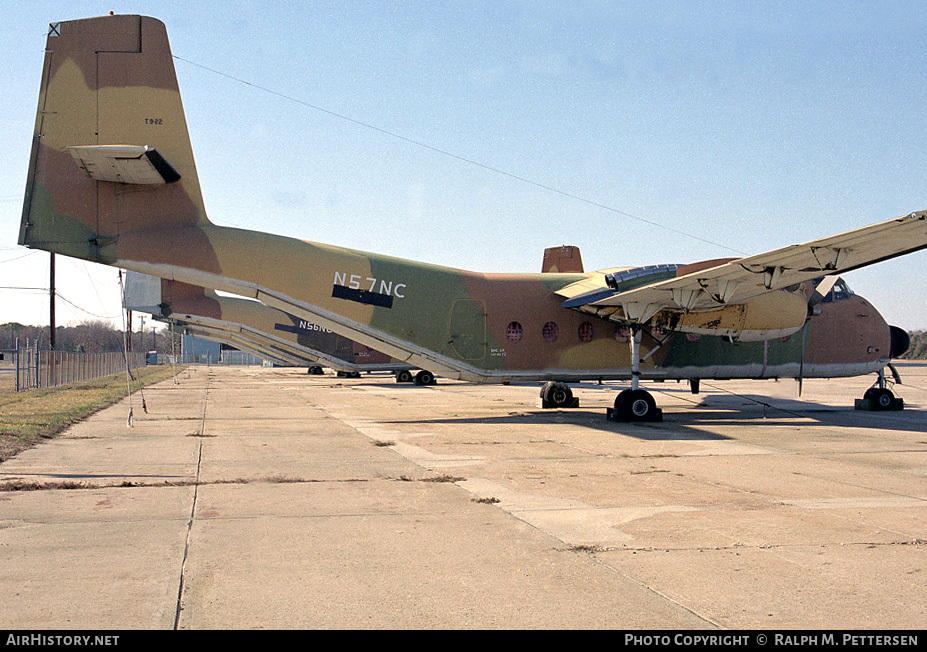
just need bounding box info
[866,387,895,411]
[414,370,435,386]
[614,389,657,421]
[396,370,413,383]
[548,383,573,407]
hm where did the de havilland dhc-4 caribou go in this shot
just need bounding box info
[19,15,925,421]
[122,248,585,383]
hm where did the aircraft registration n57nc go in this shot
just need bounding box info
[123,249,582,382]
[123,271,422,381]
[19,15,924,421]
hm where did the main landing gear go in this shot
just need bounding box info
[855,366,904,412]
[608,388,662,422]
[396,369,437,385]
[608,327,663,422]
[540,381,579,408]
[537,327,664,421]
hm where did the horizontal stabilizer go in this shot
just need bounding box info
[68,145,181,185]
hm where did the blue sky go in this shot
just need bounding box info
[2,1,926,334]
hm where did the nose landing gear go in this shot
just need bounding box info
[855,367,904,412]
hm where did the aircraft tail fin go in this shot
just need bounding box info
[20,14,208,264]
[542,245,584,273]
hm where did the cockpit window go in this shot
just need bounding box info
[818,278,855,303]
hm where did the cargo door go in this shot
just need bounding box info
[449,299,486,361]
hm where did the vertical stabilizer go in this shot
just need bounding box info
[542,245,584,273]
[20,14,207,263]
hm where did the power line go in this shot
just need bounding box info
[0,251,39,264]
[173,55,746,256]
[54,291,116,321]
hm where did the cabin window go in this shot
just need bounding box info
[506,321,523,343]
[542,321,560,343]
[578,322,594,343]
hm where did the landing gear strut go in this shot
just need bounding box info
[607,327,663,422]
[855,367,904,412]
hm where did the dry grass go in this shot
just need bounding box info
[0,365,185,462]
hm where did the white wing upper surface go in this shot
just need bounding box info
[557,211,927,321]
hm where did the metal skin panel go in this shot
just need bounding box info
[19,15,910,387]
[123,272,410,372]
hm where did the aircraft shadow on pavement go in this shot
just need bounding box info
[657,390,927,434]
[339,377,926,437]
[383,409,735,441]
[380,392,927,441]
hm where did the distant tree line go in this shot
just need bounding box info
[1,320,177,354]
[901,330,927,360]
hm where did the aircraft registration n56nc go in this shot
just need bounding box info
[123,271,419,379]
[19,15,924,421]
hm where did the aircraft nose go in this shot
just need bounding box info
[889,325,910,358]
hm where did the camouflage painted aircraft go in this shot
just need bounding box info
[20,15,924,421]
[124,248,581,380]
[123,271,420,379]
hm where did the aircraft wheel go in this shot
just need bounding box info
[541,381,573,408]
[864,387,895,411]
[396,370,413,383]
[613,389,659,422]
[414,370,436,386]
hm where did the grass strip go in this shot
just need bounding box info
[0,365,186,461]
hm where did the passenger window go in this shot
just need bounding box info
[542,321,559,343]
[578,322,593,343]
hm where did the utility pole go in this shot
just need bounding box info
[49,253,56,349]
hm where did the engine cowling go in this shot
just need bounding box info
[653,290,809,342]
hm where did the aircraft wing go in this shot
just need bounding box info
[558,211,927,322]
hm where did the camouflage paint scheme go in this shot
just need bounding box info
[124,271,413,374]
[19,16,925,394]
[125,249,581,376]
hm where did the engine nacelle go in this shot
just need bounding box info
[654,290,808,342]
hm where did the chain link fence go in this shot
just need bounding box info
[14,342,146,391]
